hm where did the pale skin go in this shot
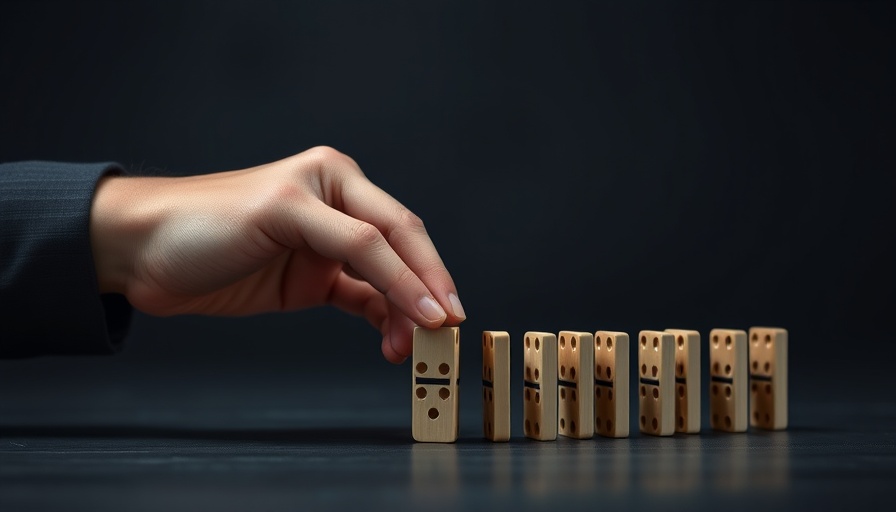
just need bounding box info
[89,146,465,363]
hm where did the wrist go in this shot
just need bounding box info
[89,175,165,295]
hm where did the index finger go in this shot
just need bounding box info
[334,167,466,324]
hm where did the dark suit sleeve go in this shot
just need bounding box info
[0,161,133,358]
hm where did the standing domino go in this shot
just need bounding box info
[594,331,629,438]
[412,326,460,443]
[666,329,701,433]
[558,331,594,439]
[638,330,675,436]
[482,331,511,441]
[709,328,748,432]
[523,332,558,441]
[749,327,788,430]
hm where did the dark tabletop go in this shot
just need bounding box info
[1,351,892,512]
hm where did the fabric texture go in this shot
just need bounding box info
[0,161,132,357]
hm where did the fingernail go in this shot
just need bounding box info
[417,296,447,323]
[448,293,466,320]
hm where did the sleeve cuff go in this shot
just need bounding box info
[0,161,133,357]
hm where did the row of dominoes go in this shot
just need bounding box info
[411,326,787,443]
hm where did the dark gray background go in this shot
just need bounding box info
[2,2,895,510]
[1,0,893,376]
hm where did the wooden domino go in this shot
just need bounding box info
[638,330,674,436]
[557,331,594,439]
[412,326,460,443]
[709,328,748,432]
[666,329,701,434]
[482,331,511,441]
[594,331,629,438]
[523,331,557,441]
[749,326,788,430]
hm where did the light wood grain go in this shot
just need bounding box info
[709,328,748,432]
[638,330,675,436]
[412,326,460,443]
[557,331,594,439]
[482,331,511,442]
[666,328,701,434]
[523,331,557,441]
[594,331,629,438]
[749,326,788,430]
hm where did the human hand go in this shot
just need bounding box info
[89,146,465,363]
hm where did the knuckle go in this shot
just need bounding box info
[306,145,344,162]
[396,207,426,232]
[386,208,427,248]
[300,146,365,194]
[349,221,383,250]
[306,145,359,172]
